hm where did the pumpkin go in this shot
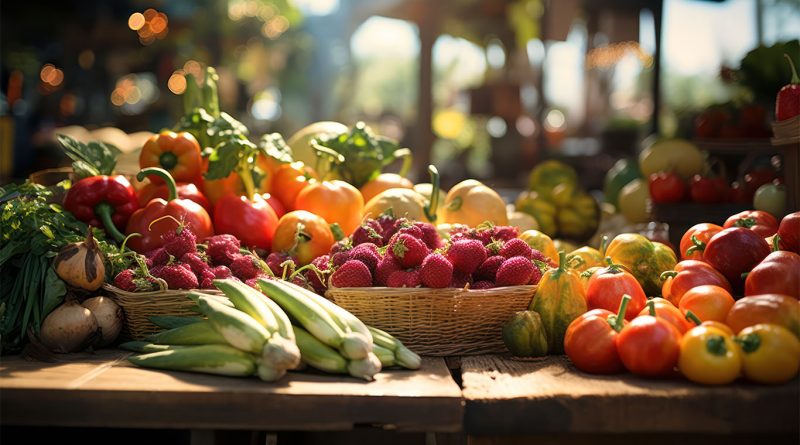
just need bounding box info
[606,233,677,296]
[529,251,587,353]
[502,310,549,357]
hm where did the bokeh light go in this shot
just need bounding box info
[168,70,187,95]
[128,13,145,31]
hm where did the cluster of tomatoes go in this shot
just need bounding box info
[648,166,782,205]
[565,209,800,385]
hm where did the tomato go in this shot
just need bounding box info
[271,210,335,266]
[138,181,212,215]
[360,173,414,204]
[213,193,279,251]
[203,172,245,206]
[564,304,628,375]
[679,285,736,323]
[660,260,731,306]
[726,294,800,340]
[679,325,742,385]
[679,223,723,261]
[744,251,800,298]
[640,297,692,334]
[753,184,787,220]
[689,175,730,204]
[586,261,647,320]
[724,210,779,238]
[271,161,317,211]
[736,324,800,384]
[294,180,364,235]
[617,310,682,377]
[778,212,800,253]
[704,227,771,293]
[648,172,687,203]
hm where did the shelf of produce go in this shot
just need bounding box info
[461,355,799,436]
[0,349,463,433]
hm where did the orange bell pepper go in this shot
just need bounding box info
[294,179,364,235]
[140,131,203,184]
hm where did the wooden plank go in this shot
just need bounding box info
[461,355,800,435]
[0,350,463,432]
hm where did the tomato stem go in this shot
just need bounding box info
[685,235,706,257]
[660,270,678,282]
[772,234,781,252]
[706,334,728,356]
[646,299,656,317]
[685,310,703,326]
[607,294,631,332]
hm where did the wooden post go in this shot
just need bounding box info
[651,0,663,136]
[415,5,439,180]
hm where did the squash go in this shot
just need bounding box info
[519,229,558,264]
[441,179,508,227]
[606,233,677,296]
[566,246,603,273]
[726,294,800,339]
[529,251,587,354]
[528,160,578,196]
[363,188,428,222]
[502,310,549,357]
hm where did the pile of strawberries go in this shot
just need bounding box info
[112,225,271,292]
[300,216,549,294]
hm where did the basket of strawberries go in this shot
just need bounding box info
[319,216,545,356]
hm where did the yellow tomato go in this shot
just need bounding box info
[679,326,742,385]
[736,324,800,384]
[519,229,558,263]
[363,188,428,222]
[441,179,508,227]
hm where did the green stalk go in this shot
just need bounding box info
[95,203,126,243]
[785,54,800,84]
[137,167,178,201]
[423,165,440,223]
[685,310,703,326]
[607,294,631,332]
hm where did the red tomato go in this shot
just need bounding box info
[638,297,692,335]
[617,312,682,377]
[263,193,286,218]
[586,263,647,321]
[271,162,317,211]
[649,172,687,203]
[138,182,212,215]
[778,212,800,253]
[213,194,279,251]
[661,260,732,306]
[704,227,771,294]
[689,176,730,204]
[271,210,335,266]
[564,308,627,374]
[724,210,779,238]
[679,223,723,261]
[678,285,736,322]
[744,251,800,299]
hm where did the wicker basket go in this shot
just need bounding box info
[326,285,536,356]
[103,284,223,340]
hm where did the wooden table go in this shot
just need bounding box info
[461,355,799,444]
[0,350,463,433]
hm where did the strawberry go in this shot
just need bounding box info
[329,239,353,255]
[450,271,473,288]
[350,243,380,273]
[266,252,296,278]
[229,254,266,280]
[375,256,402,286]
[529,264,544,285]
[199,269,216,289]
[499,238,533,260]
[387,269,421,288]
[394,222,424,240]
[290,273,312,291]
[495,256,535,287]
[414,222,442,249]
[491,226,519,242]
[330,260,372,288]
[376,214,399,242]
[306,254,331,294]
[162,224,197,258]
[212,265,233,279]
[113,269,137,292]
[475,255,505,281]
[206,234,241,266]
[472,280,495,290]
[447,239,488,274]
[388,233,429,268]
[181,252,212,276]
[146,247,170,267]
[154,264,199,289]
[331,250,351,268]
[420,253,453,288]
[352,220,385,247]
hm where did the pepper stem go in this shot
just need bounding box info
[423,165,440,223]
[772,234,781,252]
[685,310,703,326]
[607,294,631,332]
[685,235,706,257]
[786,54,800,84]
[646,299,656,317]
[706,334,728,356]
[394,148,413,178]
[660,270,678,281]
[138,167,178,202]
[95,202,126,243]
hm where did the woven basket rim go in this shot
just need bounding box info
[102,283,224,298]
[326,284,537,294]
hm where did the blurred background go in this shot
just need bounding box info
[1,0,799,189]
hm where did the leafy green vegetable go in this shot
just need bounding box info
[56,134,120,179]
[258,133,293,165]
[313,121,412,188]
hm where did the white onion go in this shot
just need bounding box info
[39,300,99,353]
[82,296,123,347]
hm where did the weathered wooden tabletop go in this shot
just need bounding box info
[461,355,800,435]
[0,350,464,432]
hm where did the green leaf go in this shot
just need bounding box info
[42,265,66,317]
[258,133,293,164]
[56,134,120,177]
[205,138,256,180]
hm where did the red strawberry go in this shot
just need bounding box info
[330,260,372,288]
[199,269,216,289]
[491,226,519,242]
[495,256,535,286]
[499,238,533,260]
[212,265,233,279]
[387,269,421,288]
[306,254,331,294]
[475,255,505,281]
[414,222,442,249]
[472,280,495,290]
[206,234,241,266]
[329,239,352,255]
[529,265,543,285]
[450,271,473,288]
[388,233,429,268]
[146,247,170,267]
[352,220,385,247]
[290,273,312,291]
[266,252,296,278]
[420,254,453,288]
[376,214,399,243]
[350,243,380,273]
[229,254,266,280]
[163,224,197,258]
[447,239,488,274]
[154,264,199,289]
[181,252,212,276]
[331,250,351,268]
[113,269,137,292]
[375,256,402,286]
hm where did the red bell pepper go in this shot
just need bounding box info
[125,167,214,253]
[704,227,771,295]
[564,295,630,374]
[744,249,800,299]
[660,260,731,306]
[616,301,682,377]
[63,175,139,242]
[776,54,800,121]
[137,181,212,215]
[778,212,800,253]
[680,223,723,261]
[585,258,646,321]
[724,210,779,237]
